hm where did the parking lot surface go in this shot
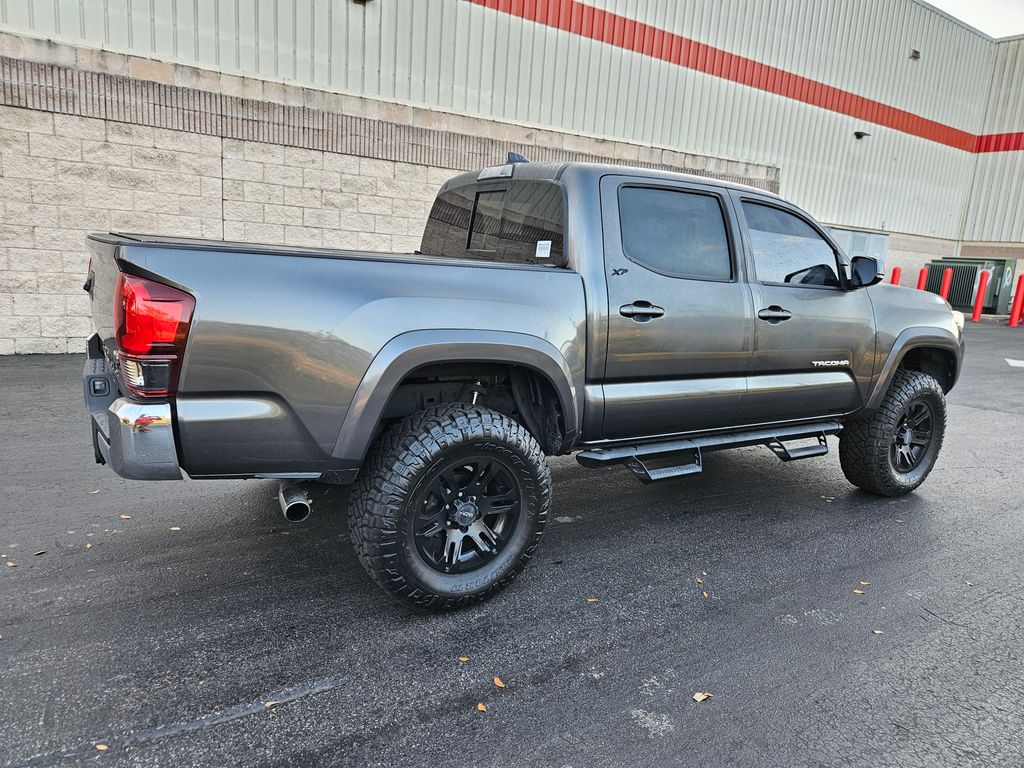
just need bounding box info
[2,323,1023,767]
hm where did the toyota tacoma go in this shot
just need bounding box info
[82,158,965,607]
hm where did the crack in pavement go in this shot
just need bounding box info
[5,676,349,768]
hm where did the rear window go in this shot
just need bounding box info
[420,180,565,266]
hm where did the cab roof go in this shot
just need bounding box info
[442,160,781,199]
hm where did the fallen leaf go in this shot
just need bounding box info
[859,581,871,586]
[692,691,713,702]
[895,518,905,523]
[965,581,974,587]
[702,591,709,599]
[5,561,14,568]
[0,634,4,640]
[264,700,279,709]
[695,578,703,585]
[169,527,181,532]
[476,703,487,712]
[34,550,46,556]
[853,589,865,595]
[88,490,100,495]
[457,655,471,662]
[493,676,506,689]
[95,744,109,751]
[119,515,131,520]
[872,630,884,635]
[84,543,93,550]
[586,596,599,604]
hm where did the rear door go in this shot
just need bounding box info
[600,175,755,439]
[734,195,875,423]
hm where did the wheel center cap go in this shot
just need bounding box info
[898,426,913,446]
[451,500,479,527]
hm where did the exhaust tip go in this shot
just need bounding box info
[283,499,311,522]
[278,481,311,523]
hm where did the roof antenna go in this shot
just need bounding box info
[507,151,530,164]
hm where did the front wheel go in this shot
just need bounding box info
[348,404,551,608]
[839,369,946,496]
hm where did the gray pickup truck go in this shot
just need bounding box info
[83,159,964,608]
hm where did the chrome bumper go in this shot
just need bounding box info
[90,399,182,480]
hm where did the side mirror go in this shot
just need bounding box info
[849,256,883,289]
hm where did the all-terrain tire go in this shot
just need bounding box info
[347,404,551,609]
[839,369,946,496]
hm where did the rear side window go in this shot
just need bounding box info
[742,202,841,288]
[618,187,732,280]
[420,181,565,266]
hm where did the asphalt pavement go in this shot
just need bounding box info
[2,323,1024,767]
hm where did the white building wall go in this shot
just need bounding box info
[964,36,1024,243]
[0,0,1020,242]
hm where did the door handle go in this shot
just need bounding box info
[619,301,665,322]
[757,306,793,323]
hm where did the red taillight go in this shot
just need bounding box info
[114,273,194,397]
[115,274,193,355]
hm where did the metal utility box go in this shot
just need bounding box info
[924,258,1011,313]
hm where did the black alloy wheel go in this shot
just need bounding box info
[412,456,522,574]
[889,399,934,473]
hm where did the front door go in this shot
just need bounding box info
[735,196,876,424]
[600,176,755,440]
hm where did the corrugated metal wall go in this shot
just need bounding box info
[0,0,1018,242]
[964,36,1024,243]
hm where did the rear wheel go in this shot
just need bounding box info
[839,369,946,496]
[348,404,551,608]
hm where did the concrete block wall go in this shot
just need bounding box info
[0,108,223,354]
[0,106,457,353]
[219,141,441,254]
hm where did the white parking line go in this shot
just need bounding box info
[1006,359,1024,368]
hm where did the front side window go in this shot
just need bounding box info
[618,186,732,280]
[742,202,841,288]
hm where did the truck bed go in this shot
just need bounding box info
[86,232,586,480]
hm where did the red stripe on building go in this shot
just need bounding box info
[974,132,1024,153]
[466,0,1023,154]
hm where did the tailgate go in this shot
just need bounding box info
[85,236,121,361]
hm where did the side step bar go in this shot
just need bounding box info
[576,420,842,483]
[766,434,829,462]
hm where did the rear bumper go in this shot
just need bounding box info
[90,400,182,480]
[84,347,182,481]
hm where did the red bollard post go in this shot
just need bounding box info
[971,270,991,322]
[939,267,953,301]
[917,267,928,291]
[1010,275,1024,328]
[890,267,902,285]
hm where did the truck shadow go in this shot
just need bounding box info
[120,443,930,626]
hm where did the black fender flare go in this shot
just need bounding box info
[865,326,964,410]
[325,330,580,476]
